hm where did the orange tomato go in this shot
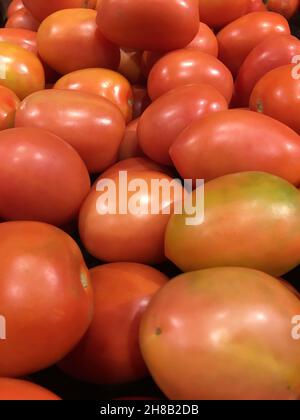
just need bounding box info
[0,378,61,401]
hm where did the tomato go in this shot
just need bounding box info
[7,0,25,18]
[170,109,300,186]
[59,263,168,384]
[96,0,199,51]
[138,84,228,166]
[118,49,144,85]
[0,221,93,377]
[234,34,300,107]
[165,171,300,276]
[148,50,234,103]
[132,85,150,119]
[266,0,298,19]
[0,85,20,130]
[15,89,125,173]
[217,12,290,77]
[247,0,267,12]
[0,378,61,401]
[54,68,133,123]
[0,127,90,225]
[250,65,300,135]
[0,42,44,100]
[198,0,249,29]
[0,28,37,54]
[5,8,39,32]
[37,9,120,76]
[186,22,219,57]
[100,157,172,179]
[140,267,300,400]
[79,170,181,264]
[118,119,145,161]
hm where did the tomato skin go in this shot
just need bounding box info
[247,0,267,12]
[138,84,228,166]
[7,0,25,18]
[118,119,145,161]
[0,378,61,401]
[97,0,199,51]
[186,23,219,57]
[0,127,90,225]
[266,0,298,19]
[118,49,144,85]
[217,12,290,77]
[0,28,37,54]
[0,221,93,377]
[148,50,234,103]
[54,68,133,123]
[15,89,125,173]
[140,267,300,400]
[234,34,300,107]
[37,9,120,75]
[59,263,168,384]
[0,86,20,131]
[198,0,249,29]
[100,157,172,179]
[5,8,39,32]
[165,172,300,276]
[132,85,151,120]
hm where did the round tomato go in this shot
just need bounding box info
[118,49,144,85]
[5,8,39,32]
[198,0,249,29]
[138,84,228,166]
[247,0,267,12]
[59,263,168,384]
[96,0,199,51]
[0,221,93,377]
[266,0,298,19]
[7,0,25,18]
[54,68,133,123]
[140,267,300,400]
[0,28,37,54]
[0,127,90,225]
[118,119,145,161]
[0,379,61,401]
[0,85,20,130]
[132,85,150,119]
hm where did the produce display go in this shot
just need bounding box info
[1,0,300,402]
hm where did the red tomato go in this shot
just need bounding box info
[59,263,168,384]
[247,0,267,12]
[15,89,125,173]
[132,85,151,119]
[0,378,61,401]
[186,22,219,57]
[0,28,37,54]
[0,221,93,377]
[266,0,298,18]
[54,68,133,123]
[198,0,249,29]
[5,8,39,32]
[138,84,228,166]
[96,0,199,51]
[118,119,145,161]
[100,157,172,179]
[0,85,20,130]
[217,12,290,77]
[140,267,300,400]
[118,49,144,85]
[234,34,300,107]
[7,0,25,18]
[0,127,90,225]
[148,50,234,103]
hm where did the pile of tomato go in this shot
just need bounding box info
[2,0,300,401]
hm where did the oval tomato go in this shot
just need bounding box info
[198,0,249,29]
[140,267,300,400]
[7,0,25,18]
[118,119,145,161]
[0,85,20,130]
[139,84,228,166]
[0,378,61,401]
[0,221,93,377]
[266,0,298,19]
[59,263,168,384]
[0,28,37,54]
[5,8,39,31]
[132,85,150,119]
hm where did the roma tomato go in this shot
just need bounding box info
[7,0,25,18]
[198,0,249,29]
[0,28,37,54]
[54,68,133,123]
[165,171,300,276]
[0,127,90,225]
[217,12,290,77]
[15,89,125,173]
[247,0,267,12]
[59,263,168,384]
[250,65,300,135]
[266,0,298,19]
[170,110,300,185]
[118,119,145,161]
[0,42,44,100]
[186,23,219,57]
[5,8,39,32]
[0,85,20,130]
[138,84,228,166]
[0,379,61,401]
[118,49,144,85]
[100,157,172,179]
[37,9,120,75]
[148,50,234,103]
[234,34,300,107]
[0,221,93,377]
[96,0,199,51]
[132,85,150,120]
[140,267,300,400]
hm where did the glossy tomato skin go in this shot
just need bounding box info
[0,42,44,100]
[148,50,234,103]
[37,9,120,75]
[186,23,219,57]
[234,34,300,107]
[15,89,125,173]
[118,119,145,161]
[97,0,199,51]
[0,28,37,54]
[266,0,298,19]
[7,0,25,18]
[165,172,300,276]
[198,0,249,29]
[0,379,61,401]
[0,86,20,131]
[170,109,300,185]
[140,267,300,400]
[0,221,93,377]
[59,263,168,384]
[5,8,39,32]
[54,68,133,123]
[100,157,172,179]
[217,12,290,77]
[0,127,90,225]
[138,84,228,166]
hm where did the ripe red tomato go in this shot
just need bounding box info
[0,378,61,401]
[100,157,172,179]
[132,85,150,119]
[118,119,145,161]
[96,0,199,51]
[37,9,120,75]
[15,89,125,173]
[118,49,144,85]
[140,267,300,400]
[217,12,290,77]
[148,50,234,103]
[7,0,25,18]
[266,0,298,19]
[0,127,90,225]
[0,28,37,54]
[59,263,168,384]
[0,221,93,377]
[54,68,133,123]
[5,8,39,32]
[198,0,249,29]
[138,84,228,166]
[247,0,267,12]
[0,86,20,131]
